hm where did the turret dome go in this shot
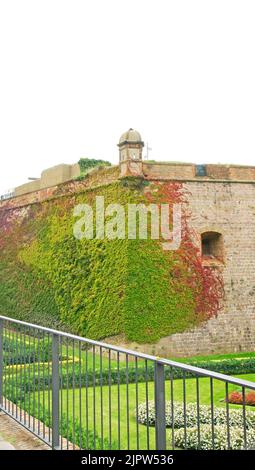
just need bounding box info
[119,128,143,145]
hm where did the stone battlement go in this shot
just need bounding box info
[14,163,80,197]
[120,159,255,181]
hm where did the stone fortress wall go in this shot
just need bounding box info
[1,128,255,356]
[139,180,255,357]
[14,163,80,197]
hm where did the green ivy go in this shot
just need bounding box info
[0,180,213,343]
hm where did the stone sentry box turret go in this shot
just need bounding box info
[118,128,144,177]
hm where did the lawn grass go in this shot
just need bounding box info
[174,351,255,363]
[33,373,255,450]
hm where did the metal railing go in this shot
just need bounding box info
[0,315,255,450]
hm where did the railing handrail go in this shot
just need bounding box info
[0,314,255,391]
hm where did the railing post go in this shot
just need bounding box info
[154,362,166,450]
[52,333,60,449]
[0,319,3,408]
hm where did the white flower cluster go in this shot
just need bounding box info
[137,401,255,429]
[174,424,255,450]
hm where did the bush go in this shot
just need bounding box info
[229,391,255,407]
[186,357,255,376]
[246,392,255,406]
[59,413,117,450]
[78,158,111,175]
[3,335,52,365]
[4,361,156,394]
[137,401,255,429]
[22,406,116,450]
[174,425,255,450]
[5,355,255,395]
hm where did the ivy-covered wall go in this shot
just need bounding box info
[0,179,222,343]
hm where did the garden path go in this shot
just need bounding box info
[0,412,48,450]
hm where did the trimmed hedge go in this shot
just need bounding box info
[4,356,255,392]
[182,357,255,377]
[3,335,52,365]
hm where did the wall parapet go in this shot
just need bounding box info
[120,159,255,182]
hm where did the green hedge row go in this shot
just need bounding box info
[4,357,255,392]
[3,336,52,365]
[184,357,255,377]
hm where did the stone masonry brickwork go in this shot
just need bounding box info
[107,180,255,357]
[156,181,255,356]
[1,162,255,356]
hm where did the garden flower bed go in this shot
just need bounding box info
[137,401,255,428]
[174,424,255,450]
[228,391,255,406]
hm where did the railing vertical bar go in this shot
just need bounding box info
[52,333,60,449]
[126,353,130,450]
[0,318,3,409]
[4,321,6,412]
[15,324,18,420]
[117,351,121,450]
[210,377,215,449]
[225,382,230,449]
[42,331,45,440]
[242,386,247,450]
[38,328,41,436]
[135,356,139,451]
[2,322,5,411]
[47,332,51,443]
[145,359,150,450]
[72,339,75,450]
[11,326,15,416]
[66,338,69,450]
[9,323,12,412]
[9,323,12,413]
[109,349,112,450]
[32,329,36,432]
[7,322,11,414]
[196,376,201,449]
[4,322,7,411]
[5,322,8,411]
[170,366,175,449]
[28,327,31,429]
[23,325,26,424]
[93,344,96,449]
[85,346,88,450]
[154,361,166,450]
[60,336,63,450]
[183,370,187,449]
[10,324,13,413]
[19,325,22,422]
[6,323,9,413]
[3,322,6,411]
[79,341,82,450]
[100,346,104,449]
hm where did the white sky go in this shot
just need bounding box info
[0,0,255,194]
